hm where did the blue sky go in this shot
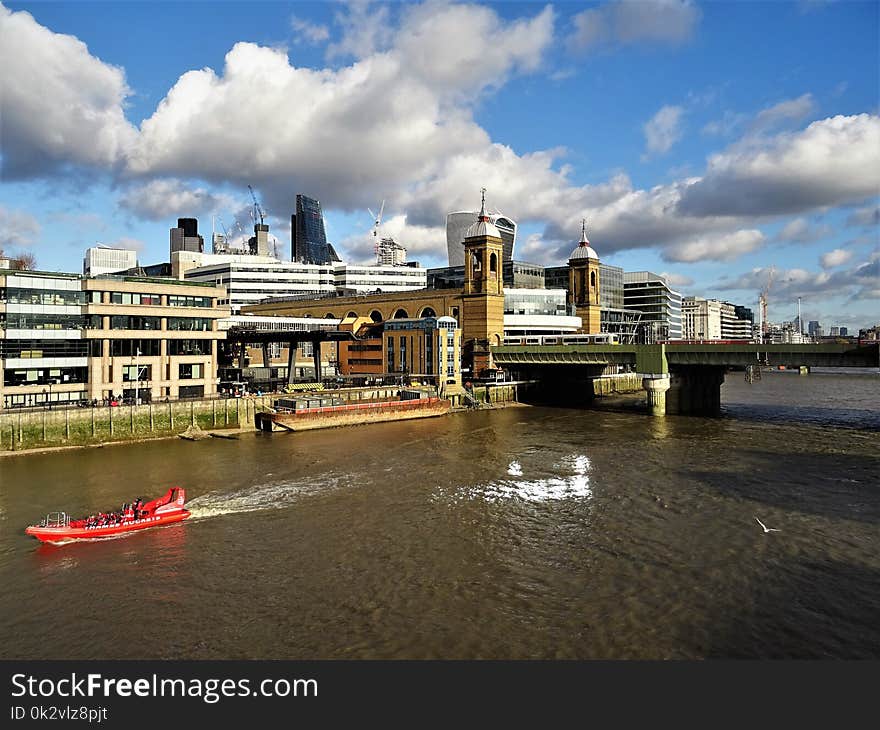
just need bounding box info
[1,1,878,330]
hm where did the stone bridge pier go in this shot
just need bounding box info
[665,366,726,416]
[642,375,671,417]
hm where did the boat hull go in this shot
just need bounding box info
[25,510,190,544]
[256,397,451,433]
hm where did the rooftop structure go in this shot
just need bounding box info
[83,246,138,277]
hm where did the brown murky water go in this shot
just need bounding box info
[1,371,877,659]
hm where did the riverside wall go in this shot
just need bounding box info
[590,373,645,397]
[0,397,275,454]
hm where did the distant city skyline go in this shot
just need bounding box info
[0,1,877,329]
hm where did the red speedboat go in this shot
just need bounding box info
[25,488,190,545]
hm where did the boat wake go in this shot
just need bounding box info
[438,454,593,504]
[186,474,342,521]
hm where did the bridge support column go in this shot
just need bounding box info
[642,375,670,417]
[312,347,321,382]
[262,343,271,367]
[287,343,296,385]
[666,367,725,416]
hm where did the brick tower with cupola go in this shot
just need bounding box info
[461,188,505,378]
[568,219,601,333]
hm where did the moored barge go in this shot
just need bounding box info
[255,389,451,433]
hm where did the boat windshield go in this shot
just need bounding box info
[41,512,70,528]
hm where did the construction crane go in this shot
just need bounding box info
[758,265,776,341]
[211,216,231,254]
[247,185,266,226]
[367,200,387,264]
[367,200,385,245]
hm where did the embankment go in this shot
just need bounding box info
[0,397,275,456]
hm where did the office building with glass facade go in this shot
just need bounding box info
[428,260,544,290]
[622,271,683,342]
[291,195,341,265]
[0,270,228,409]
[503,289,581,335]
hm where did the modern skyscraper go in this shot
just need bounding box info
[446,211,516,267]
[170,217,205,255]
[290,195,341,265]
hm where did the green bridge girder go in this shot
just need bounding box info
[491,342,880,370]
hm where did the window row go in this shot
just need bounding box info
[0,288,85,306]
[3,366,89,387]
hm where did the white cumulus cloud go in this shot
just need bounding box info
[643,105,685,158]
[118,179,236,222]
[3,2,880,275]
[290,15,330,44]
[0,4,137,178]
[677,114,880,217]
[662,229,765,263]
[820,248,853,269]
[659,271,694,288]
[776,217,832,243]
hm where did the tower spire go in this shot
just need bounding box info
[478,187,488,222]
[580,218,590,246]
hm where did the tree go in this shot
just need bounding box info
[0,248,37,270]
[14,251,37,270]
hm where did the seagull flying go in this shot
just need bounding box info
[755,516,780,533]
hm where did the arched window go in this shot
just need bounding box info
[472,251,481,272]
[419,307,436,318]
[347,311,358,319]
[324,312,336,319]
[393,308,409,319]
[489,252,497,274]
[369,310,383,323]
[590,271,596,289]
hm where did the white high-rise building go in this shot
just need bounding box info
[682,297,722,340]
[83,246,138,277]
[183,255,427,314]
[682,297,753,341]
[376,237,407,266]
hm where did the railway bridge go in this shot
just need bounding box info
[491,342,879,416]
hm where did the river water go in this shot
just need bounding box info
[1,370,877,659]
